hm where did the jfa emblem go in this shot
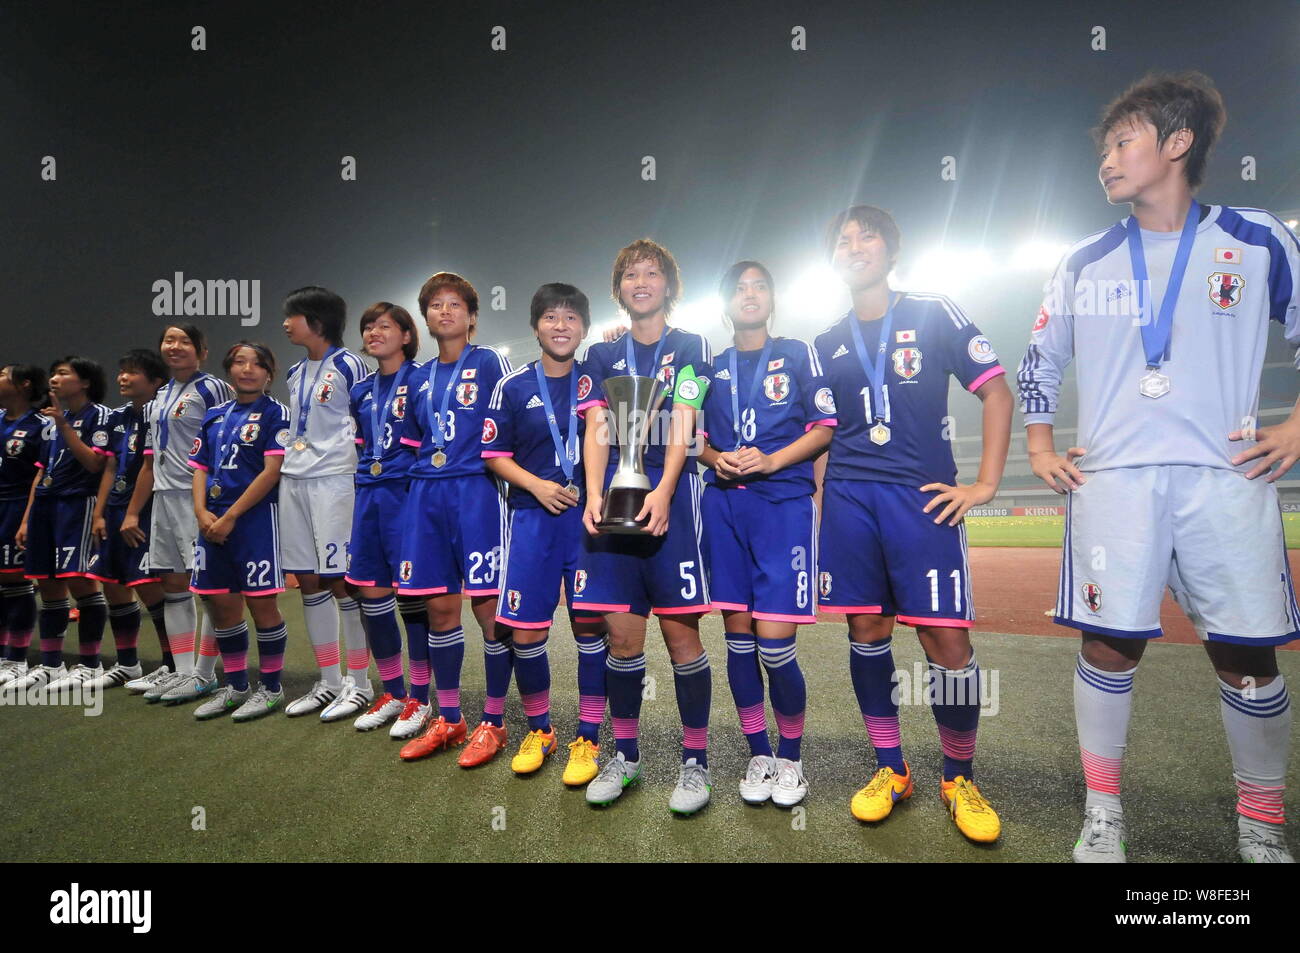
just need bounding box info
[818,571,832,598]
[239,423,260,443]
[893,348,922,379]
[763,372,790,402]
[5,438,22,457]
[456,381,478,407]
[399,561,413,583]
[127,433,138,453]
[657,365,676,387]
[1081,582,1102,613]
[1208,272,1244,310]
[507,589,521,613]
[172,398,189,418]
[574,569,587,595]
[391,395,407,420]
[315,381,333,403]
[577,374,593,401]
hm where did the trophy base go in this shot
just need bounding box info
[598,486,650,535]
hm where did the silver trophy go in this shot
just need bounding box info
[598,374,669,534]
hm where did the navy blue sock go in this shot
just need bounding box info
[928,654,981,781]
[427,626,465,722]
[3,583,36,663]
[398,597,430,703]
[360,595,406,698]
[144,599,173,669]
[214,622,251,692]
[573,630,607,742]
[759,635,806,762]
[75,592,108,668]
[513,636,551,731]
[255,623,287,693]
[480,633,513,726]
[673,651,712,767]
[725,632,771,757]
[850,635,905,773]
[606,653,645,762]
[38,598,69,667]
[107,601,141,668]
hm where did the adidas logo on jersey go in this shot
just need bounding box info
[832,344,849,359]
[714,368,731,381]
[612,359,627,370]
[525,395,544,409]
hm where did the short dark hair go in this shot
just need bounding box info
[417,272,479,321]
[825,205,902,263]
[3,364,48,406]
[50,356,106,404]
[1095,71,1226,190]
[359,302,420,362]
[529,283,591,332]
[283,286,346,346]
[222,341,278,382]
[718,260,775,300]
[119,348,169,384]
[158,323,207,357]
[611,239,682,314]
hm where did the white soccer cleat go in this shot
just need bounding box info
[45,663,103,698]
[738,754,776,804]
[1238,818,1295,863]
[125,665,170,694]
[771,758,809,807]
[160,671,219,705]
[320,676,374,723]
[1073,806,1127,863]
[585,751,642,806]
[232,685,285,722]
[86,663,143,690]
[389,698,432,739]
[355,693,405,731]
[3,663,66,698]
[285,679,341,717]
[143,670,187,702]
[194,684,251,720]
[669,758,712,815]
[0,660,29,686]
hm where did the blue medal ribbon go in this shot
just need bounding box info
[156,372,205,454]
[728,338,773,451]
[534,361,578,485]
[1125,201,1200,369]
[369,362,411,467]
[624,325,670,379]
[426,344,473,455]
[113,407,140,486]
[294,347,341,438]
[847,293,897,423]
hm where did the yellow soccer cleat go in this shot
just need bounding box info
[562,736,601,786]
[940,776,1001,843]
[850,762,913,822]
[511,727,559,774]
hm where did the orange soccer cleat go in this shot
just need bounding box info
[457,721,510,768]
[398,714,468,761]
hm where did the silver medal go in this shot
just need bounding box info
[1138,368,1170,399]
[564,482,580,497]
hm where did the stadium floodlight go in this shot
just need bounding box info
[1287,219,1298,230]
[1011,240,1071,272]
[895,247,994,294]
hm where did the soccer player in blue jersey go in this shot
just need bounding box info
[699,261,836,807]
[7,357,113,696]
[394,273,512,763]
[0,365,49,686]
[130,325,234,701]
[815,206,1013,843]
[188,342,292,722]
[279,288,375,722]
[482,283,610,782]
[85,349,170,689]
[344,302,433,737]
[1018,72,1300,863]
[574,239,715,814]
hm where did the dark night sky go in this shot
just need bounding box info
[3,0,1298,431]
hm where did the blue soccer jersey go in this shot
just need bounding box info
[578,326,713,471]
[349,360,420,486]
[401,344,511,480]
[702,336,837,501]
[814,293,1005,487]
[103,402,151,507]
[0,409,45,503]
[34,402,113,499]
[188,396,290,510]
[481,360,588,510]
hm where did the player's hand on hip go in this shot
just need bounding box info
[1028,447,1086,493]
[582,492,603,536]
[714,450,747,481]
[120,514,145,548]
[1230,419,1300,482]
[920,480,995,526]
[636,488,670,536]
[735,446,775,475]
[533,479,579,514]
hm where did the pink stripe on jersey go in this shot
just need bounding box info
[864,714,901,749]
[736,702,767,734]
[804,418,838,431]
[312,643,341,668]
[91,446,111,457]
[572,602,630,613]
[396,586,449,595]
[652,604,712,616]
[820,604,884,615]
[521,690,550,717]
[347,648,370,670]
[681,726,708,750]
[258,652,284,674]
[169,632,196,655]
[344,576,376,587]
[897,615,974,629]
[408,660,431,686]
[1236,780,1285,824]
[199,632,220,657]
[937,725,977,760]
[483,695,506,716]
[712,601,749,612]
[578,694,605,724]
[966,365,1006,394]
[376,654,404,682]
[481,451,513,458]
[436,688,460,709]
[187,460,208,471]
[495,615,551,629]
[612,716,639,739]
[774,711,805,739]
[753,610,817,624]
[264,449,285,456]
[1080,747,1123,795]
[222,650,248,673]
[462,587,499,596]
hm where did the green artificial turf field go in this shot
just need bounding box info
[965,512,1300,549]
[2,604,1295,863]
